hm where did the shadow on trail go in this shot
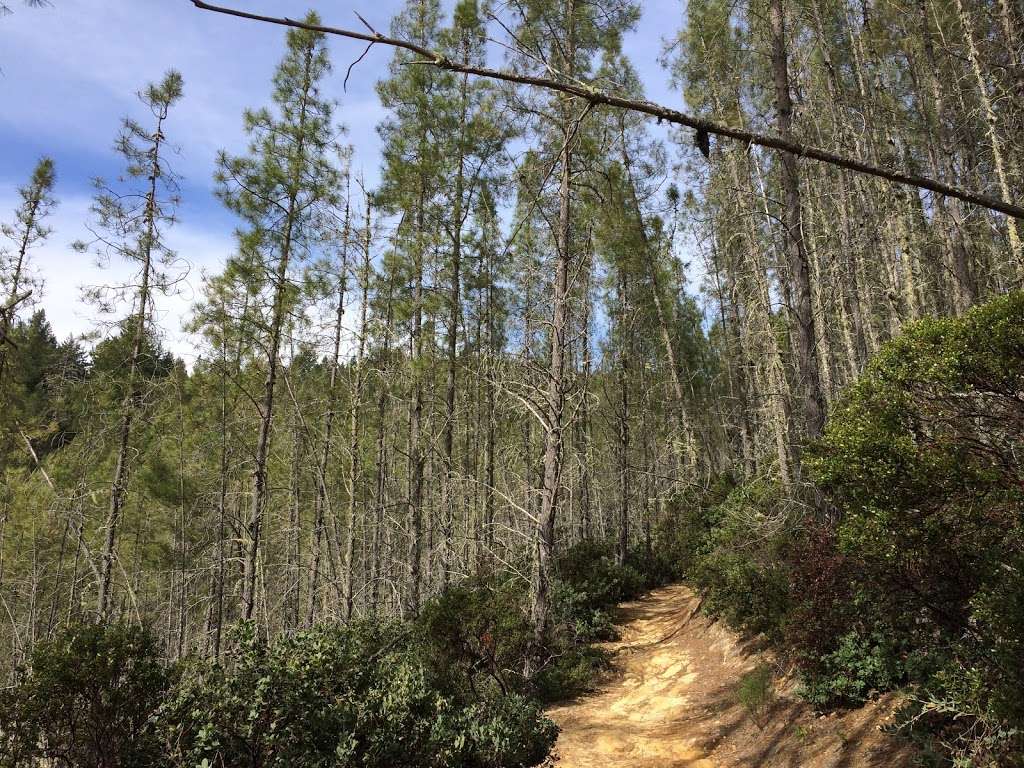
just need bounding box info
[546,584,915,768]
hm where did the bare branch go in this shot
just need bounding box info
[189,0,1024,219]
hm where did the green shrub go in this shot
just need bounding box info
[415,562,620,705]
[691,480,796,640]
[736,663,775,727]
[899,660,1024,767]
[418,577,533,698]
[800,631,904,709]
[554,540,646,610]
[158,621,557,768]
[550,579,617,645]
[540,541,648,701]
[532,642,613,704]
[804,291,1024,760]
[0,532,681,768]
[461,694,560,767]
[653,473,736,577]
[0,624,169,768]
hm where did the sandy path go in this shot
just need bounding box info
[546,584,722,768]
[545,584,915,768]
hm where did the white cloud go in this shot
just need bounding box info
[0,190,234,363]
[0,0,401,186]
[2,0,702,356]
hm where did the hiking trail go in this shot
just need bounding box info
[545,584,915,768]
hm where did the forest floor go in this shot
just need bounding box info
[544,584,917,768]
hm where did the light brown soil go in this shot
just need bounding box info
[545,584,917,768]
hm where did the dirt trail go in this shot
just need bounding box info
[546,584,915,768]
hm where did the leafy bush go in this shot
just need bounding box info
[418,577,533,698]
[782,525,864,661]
[0,530,681,768]
[530,643,613,704]
[415,540,663,705]
[803,291,1024,759]
[158,621,557,768]
[736,663,775,727]
[459,694,560,768]
[554,540,646,611]
[661,293,1024,765]
[800,631,904,709]
[690,480,796,640]
[899,660,1024,767]
[653,473,736,576]
[549,579,617,645]
[0,624,169,768]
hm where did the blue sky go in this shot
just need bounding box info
[1,0,684,361]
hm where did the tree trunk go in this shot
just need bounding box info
[241,45,315,623]
[531,0,576,646]
[406,179,427,617]
[954,0,1022,272]
[618,133,695,468]
[440,70,470,590]
[615,273,630,567]
[768,0,826,444]
[97,112,165,621]
[371,269,396,615]
[343,203,372,620]
[308,199,350,624]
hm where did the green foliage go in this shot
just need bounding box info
[798,292,1024,760]
[416,541,673,705]
[670,293,1024,768]
[800,632,904,709]
[736,663,775,726]
[901,660,1024,767]
[418,577,533,698]
[459,694,560,768]
[0,624,169,768]
[160,620,556,768]
[216,14,342,243]
[0,618,559,768]
[687,480,795,640]
[555,540,647,612]
[653,473,736,577]
[812,297,1024,599]
[538,540,676,701]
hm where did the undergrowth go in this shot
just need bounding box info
[0,540,670,768]
[662,292,1024,767]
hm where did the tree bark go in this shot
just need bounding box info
[531,0,576,647]
[97,111,166,620]
[768,0,827,443]
[406,179,427,617]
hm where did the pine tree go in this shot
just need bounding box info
[507,0,640,644]
[0,158,56,396]
[375,0,446,615]
[433,0,509,587]
[73,71,184,620]
[214,14,343,622]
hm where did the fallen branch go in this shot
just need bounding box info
[190,0,1024,219]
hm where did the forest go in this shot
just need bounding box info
[0,0,1022,765]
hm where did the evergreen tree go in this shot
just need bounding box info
[375,0,446,615]
[213,14,344,621]
[506,0,640,644]
[0,157,56,395]
[72,71,184,620]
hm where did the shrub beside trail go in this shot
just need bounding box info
[660,292,1024,766]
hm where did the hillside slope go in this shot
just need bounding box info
[546,584,916,768]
